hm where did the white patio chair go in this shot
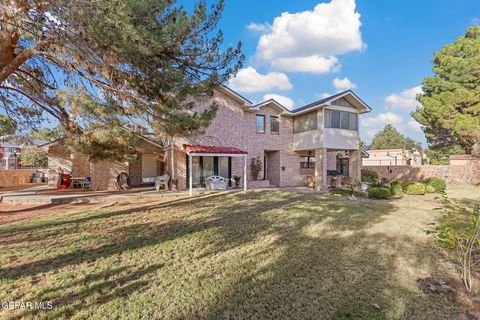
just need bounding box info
[205,176,228,191]
[155,174,170,191]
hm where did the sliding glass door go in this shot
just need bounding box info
[187,156,231,187]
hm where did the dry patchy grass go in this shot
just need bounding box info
[0,188,478,319]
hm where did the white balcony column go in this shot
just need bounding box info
[188,154,193,196]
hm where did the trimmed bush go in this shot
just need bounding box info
[405,182,426,195]
[390,181,403,196]
[401,180,416,192]
[361,169,378,183]
[423,177,446,193]
[368,187,392,199]
[425,185,436,193]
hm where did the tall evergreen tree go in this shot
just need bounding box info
[370,124,422,150]
[413,26,480,156]
[0,0,243,160]
[0,115,16,136]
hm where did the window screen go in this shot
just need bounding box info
[293,111,317,133]
[270,116,279,133]
[324,109,358,131]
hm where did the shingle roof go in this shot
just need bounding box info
[290,91,350,113]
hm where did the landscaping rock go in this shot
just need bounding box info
[439,284,454,292]
[372,303,381,310]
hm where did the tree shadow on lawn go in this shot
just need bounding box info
[202,232,468,320]
[1,190,467,319]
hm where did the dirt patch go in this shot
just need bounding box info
[0,184,42,194]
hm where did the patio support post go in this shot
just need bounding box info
[243,156,247,192]
[188,154,193,196]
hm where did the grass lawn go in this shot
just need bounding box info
[0,186,479,319]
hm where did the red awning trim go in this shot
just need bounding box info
[183,144,247,155]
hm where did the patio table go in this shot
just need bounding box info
[70,177,87,189]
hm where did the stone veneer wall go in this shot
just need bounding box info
[364,162,480,184]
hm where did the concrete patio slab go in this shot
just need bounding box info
[0,186,187,205]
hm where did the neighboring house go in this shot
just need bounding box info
[44,86,372,191]
[0,139,46,170]
[449,154,480,165]
[362,149,422,166]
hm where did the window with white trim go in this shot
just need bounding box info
[324,109,358,131]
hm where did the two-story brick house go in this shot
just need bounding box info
[169,86,371,193]
[45,86,371,191]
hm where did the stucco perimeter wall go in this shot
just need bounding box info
[365,162,480,184]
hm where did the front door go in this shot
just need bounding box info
[336,157,349,176]
[187,156,231,187]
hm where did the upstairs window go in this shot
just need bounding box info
[256,114,265,133]
[293,111,317,133]
[270,116,279,134]
[324,109,358,131]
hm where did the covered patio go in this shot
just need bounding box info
[184,145,248,196]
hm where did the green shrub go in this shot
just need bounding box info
[425,185,436,193]
[390,181,403,196]
[423,177,446,193]
[368,187,392,199]
[401,180,416,192]
[405,182,426,195]
[361,169,378,183]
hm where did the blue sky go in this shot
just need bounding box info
[208,0,480,146]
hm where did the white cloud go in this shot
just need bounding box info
[362,112,402,129]
[361,112,424,142]
[228,66,292,93]
[406,119,422,133]
[385,86,422,111]
[332,77,357,91]
[271,55,340,73]
[315,92,333,99]
[472,17,480,25]
[263,93,295,109]
[247,22,271,33]
[254,0,365,73]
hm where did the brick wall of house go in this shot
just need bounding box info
[364,161,480,184]
[90,160,129,190]
[172,91,309,190]
[129,156,143,186]
[48,144,74,188]
[348,150,362,182]
[48,139,165,190]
